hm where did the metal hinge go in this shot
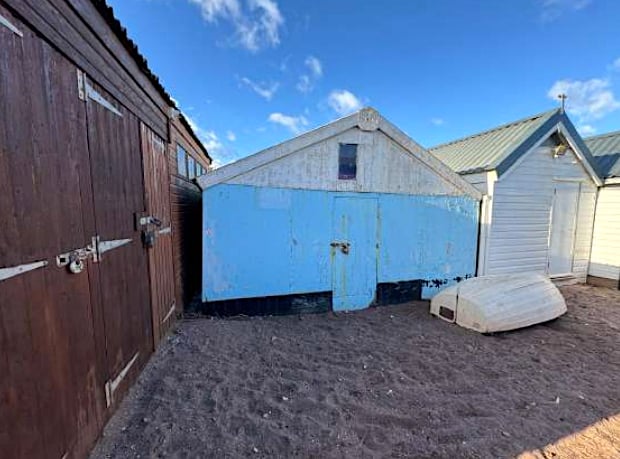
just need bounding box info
[76,69,122,117]
[77,69,86,100]
[158,226,172,235]
[0,13,23,37]
[98,238,132,257]
[162,301,176,324]
[0,260,48,283]
[105,352,139,407]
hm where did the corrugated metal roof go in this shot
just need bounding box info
[585,131,620,178]
[429,109,559,174]
[91,0,211,161]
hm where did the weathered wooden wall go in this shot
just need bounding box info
[0,9,105,456]
[169,118,211,307]
[0,1,208,457]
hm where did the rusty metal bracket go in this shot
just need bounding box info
[0,13,23,37]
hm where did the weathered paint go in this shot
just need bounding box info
[228,127,466,196]
[199,109,481,201]
[332,197,378,310]
[202,183,478,307]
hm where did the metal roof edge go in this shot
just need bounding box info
[495,110,561,176]
[429,108,559,153]
[91,1,211,161]
[496,111,603,185]
[585,129,620,142]
[558,112,603,182]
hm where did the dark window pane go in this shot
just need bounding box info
[176,145,187,177]
[339,143,357,180]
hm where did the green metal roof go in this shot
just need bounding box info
[429,109,559,175]
[585,131,620,179]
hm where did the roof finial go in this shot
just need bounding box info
[557,93,567,113]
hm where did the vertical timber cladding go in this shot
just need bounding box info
[141,123,176,346]
[83,78,153,406]
[0,6,104,459]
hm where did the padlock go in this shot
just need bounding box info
[142,230,156,248]
[67,252,85,274]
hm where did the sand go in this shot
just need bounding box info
[90,284,620,458]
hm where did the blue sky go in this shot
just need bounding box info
[108,0,620,166]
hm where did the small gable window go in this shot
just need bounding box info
[338,143,357,180]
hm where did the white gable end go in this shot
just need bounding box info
[228,127,464,195]
[198,108,481,200]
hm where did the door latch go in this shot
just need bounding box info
[56,237,99,274]
[139,215,163,248]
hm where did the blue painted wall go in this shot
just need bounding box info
[203,183,479,304]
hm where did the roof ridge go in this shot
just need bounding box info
[429,108,559,151]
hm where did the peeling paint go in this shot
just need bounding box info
[203,184,479,305]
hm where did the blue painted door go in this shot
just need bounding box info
[332,197,378,311]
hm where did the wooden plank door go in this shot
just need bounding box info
[141,123,176,347]
[0,6,104,458]
[548,181,580,276]
[331,197,378,311]
[83,78,153,407]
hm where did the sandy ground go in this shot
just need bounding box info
[91,284,620,458]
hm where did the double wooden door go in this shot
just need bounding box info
[0,6,175,458]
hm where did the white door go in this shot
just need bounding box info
[548,181,580,275]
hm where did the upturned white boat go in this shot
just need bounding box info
[430,273,567,333]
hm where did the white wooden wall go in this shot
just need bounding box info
[228,128,464,196]
[589,185,620,281]
[479,145,596,280]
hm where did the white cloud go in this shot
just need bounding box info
[431,117,445,126]
[186,115,223,152]
[226,130,237,141]
[296,55,323,93]
[539,0,591,22]
[296,75,312,93]
[188,0,284,52]
[578,124,597,136]
[327,89,363,116]
[305,56,323,78]
[612,57,620,72]
[547,78,620,122]
[240,76,279,100]
[185,114,240,167]
[268,112,309,134]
